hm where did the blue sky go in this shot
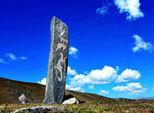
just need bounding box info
[0,0,154,99]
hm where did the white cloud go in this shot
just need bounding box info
[112,82,147,95]
[99,90,109,95]
[70,66,117,87]
[6,53,16,60]
[152,87,154,91]
[69,46,78,56]
[114,0,144,20]
[68,66,141,88]
[67,66,77,75]
[20,57,27,60]
[88,85,94,89]
[0,58,7,64]
[0,53,26,64]
[89,66,117,84]
[116,69,141,82]
[70,74,91,87]
[132,35,153,52]
[66,84,84,92]
[6,53,27,61]
[37,78,46,85]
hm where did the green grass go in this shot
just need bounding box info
[1,103,154,113]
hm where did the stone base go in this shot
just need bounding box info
[13,106,66,113]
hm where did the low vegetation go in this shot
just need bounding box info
[0,102,154,113]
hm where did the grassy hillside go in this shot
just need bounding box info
[0,77,45,104]
[0,77,116,104]
[0,77,154,112]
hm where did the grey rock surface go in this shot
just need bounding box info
[19,94,27,104]
[13,106,66,113]
[44,16,69,104]
[62,97,79,104]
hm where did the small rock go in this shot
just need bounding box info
[19,93,28,104]
[62,97,79,104]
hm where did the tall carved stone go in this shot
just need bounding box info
[44,16,69,104]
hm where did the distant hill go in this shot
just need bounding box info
[135,96,154,100]
[0,77,116,104]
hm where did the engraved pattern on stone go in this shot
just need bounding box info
[44,16,69,104]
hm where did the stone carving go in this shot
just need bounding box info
[44,16,69,104]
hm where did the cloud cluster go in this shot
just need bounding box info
[99,90,109,95]
[38,66,145,95]
[69,66,141,88]
[132,35,153,52]
[96,0,144,20]
[6,53,27,60]
[0,53,27,64]
[112,82,147,95]
[66,66,144,95]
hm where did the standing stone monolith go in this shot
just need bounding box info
[44,16,69,104]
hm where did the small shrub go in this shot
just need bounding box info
[151,106,154,113]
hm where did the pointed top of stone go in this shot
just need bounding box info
[52,16,56,20]
[51,16,67,26]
